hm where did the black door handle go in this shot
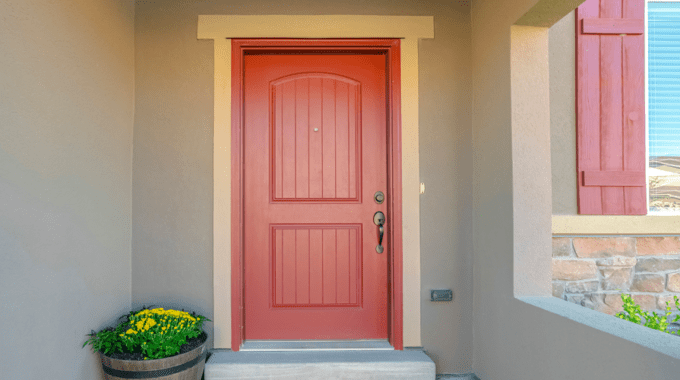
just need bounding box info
[373,211,385,253]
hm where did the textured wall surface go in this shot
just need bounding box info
[133,0,472,374]
[0,0,135,378]
[549,10,578,215]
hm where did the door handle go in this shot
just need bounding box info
[373,211,385,253]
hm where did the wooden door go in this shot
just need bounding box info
[243,50,389,340]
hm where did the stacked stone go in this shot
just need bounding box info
[552,236,680,316]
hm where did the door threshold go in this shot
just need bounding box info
[240,339,394,351]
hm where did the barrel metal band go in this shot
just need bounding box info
[102,350,206,379]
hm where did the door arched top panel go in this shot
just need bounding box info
[271,72,361,87]
[271,73,362,202]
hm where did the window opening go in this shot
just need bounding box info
[647,1,680,214]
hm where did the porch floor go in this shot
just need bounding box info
[204,349,436,380]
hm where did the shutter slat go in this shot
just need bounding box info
[581,18,643,34]
[582,171,646,187]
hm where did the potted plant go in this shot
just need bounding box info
[83,306,210,380]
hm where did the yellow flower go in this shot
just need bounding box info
[136,310,149,318]
[126,329,137,335]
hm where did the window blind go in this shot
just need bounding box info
[648,1,680,213]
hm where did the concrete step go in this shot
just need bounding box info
[205,349,436,380]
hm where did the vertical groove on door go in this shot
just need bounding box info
[347,85,350,198]
[600,0,625,214]
[275,229,283,305]
[296,229,310,304]
[336,82,349,199]
[310,229,323,304]
[294,81,297,198]
[349,228,357,304]
[296,79,310,199]
[348,229,351,303]
[275,88,283,199]
[309,78,323,199]
[335,228,338,303]
[307,79,311,198]
[282,229,286,304]
[348,228,351,302]
[334,81,338,198]
[323,228,337,304]
[282,229,296,304]
[349,86,357,199]
[282,81,296,199]
[308,229,311,303]
[294,228,297,303]
[323,78,336,198]
[336,228,350,303]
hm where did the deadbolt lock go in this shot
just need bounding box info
[374,191,385,204]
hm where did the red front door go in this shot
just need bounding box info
[243,50,389,340]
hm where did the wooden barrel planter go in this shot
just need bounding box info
[99,336,207,380]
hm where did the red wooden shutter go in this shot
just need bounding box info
[576,0,646,215]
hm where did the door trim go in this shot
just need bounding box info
[231,39,403,351]
[197,15,433,350]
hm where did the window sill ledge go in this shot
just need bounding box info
[552,215,680,235]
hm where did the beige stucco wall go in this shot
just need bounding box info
[134,0,472,374]
[0,1,135,379]
[473,0,680,378]
[550,10,578,216]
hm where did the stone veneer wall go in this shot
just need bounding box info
[552,236,680,315]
